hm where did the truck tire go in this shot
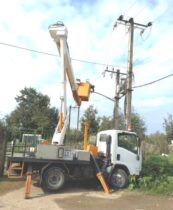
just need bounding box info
[42,166,66,191]
[110,168,128,189]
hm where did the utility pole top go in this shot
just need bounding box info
[117,15,152,28]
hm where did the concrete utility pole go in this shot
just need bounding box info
[116,15,152,130]
[77,106,80,131]
[126,17,134,131]
[115,69,120,129]
[104,69,126,129]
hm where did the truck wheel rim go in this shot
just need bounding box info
[47,169,63,188]
[111,173,125,187]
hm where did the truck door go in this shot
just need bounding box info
[116,133,141,175]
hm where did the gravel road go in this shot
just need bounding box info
[0,178,173,210]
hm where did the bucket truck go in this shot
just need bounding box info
[7,21,142,199]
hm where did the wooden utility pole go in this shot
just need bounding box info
[116,15,152,130]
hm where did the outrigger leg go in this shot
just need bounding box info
[24,165,32,199]
[90,154,110,194]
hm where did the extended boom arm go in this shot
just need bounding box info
[49,22,94,144]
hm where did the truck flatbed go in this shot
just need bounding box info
[7,155,91,166]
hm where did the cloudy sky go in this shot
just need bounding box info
[0,0,173,134]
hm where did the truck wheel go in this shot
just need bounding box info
[43,167,66,191]
[110,168,128,189]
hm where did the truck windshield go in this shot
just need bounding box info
[118,133,138,154]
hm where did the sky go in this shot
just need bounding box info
[0,0,173,134]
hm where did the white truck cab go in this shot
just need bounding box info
[96,130,142,188]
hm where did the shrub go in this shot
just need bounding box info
[64,129,84,149]
[129,155,173,195]
[142,155,173,177]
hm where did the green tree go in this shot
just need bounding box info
[98,116,113,131]
[0,117,6,128]
[0,119,5,128]
[131,112,146,138]
[163,114,173,144]
[65,129,83,148]
[144,132,168,155]
[7,87,58,131]
[81,105,99,134]
[99,112,125,131]
[98,111,146,138]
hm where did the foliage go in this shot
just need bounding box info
[98,110,146,138]
[98,116,114,131]
[80,105,100,134]
[163,114,173,144]
[98,113,125,131]
[0,119,5,128]
[138,176,173,195]
[142,132,168,159]
[6,87,58,131]
[12,141,36,153]
[131,112,146,138]
[128,175,139,190]
[142,155,173,177]
[129,155,173,195]
[64,129,83,149]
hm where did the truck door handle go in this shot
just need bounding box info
[117,154,120,160]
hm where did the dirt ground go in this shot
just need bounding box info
[0,177,173,210]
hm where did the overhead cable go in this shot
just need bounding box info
[134,5,147,18]
[153,6,171,23]
[123,0,138,16]
[133,73,173,88]
[0,41,125,68]
[0,42,57,57]
[93,91,114,102]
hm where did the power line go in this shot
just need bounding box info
[134,51,173,75]
[0,41,125,69]
[105,29,128,69]
[132,25,152,65]
[140,24,152,41]
[133,32,173,70]
[0,42,57,57]
[123,0,138,16]
[152,6,172,23]
[71,57,124,68]
[104,2,142,70]
[103,28,116,68]
[133,73,173,88]
[93,91,114,102]
[133,5,147,18]
[105,1,142,69]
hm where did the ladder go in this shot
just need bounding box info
[8,161,25,179]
